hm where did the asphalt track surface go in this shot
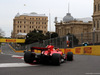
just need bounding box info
[0,44,100,75]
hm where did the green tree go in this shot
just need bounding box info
[45,31,50,39]
[25,30,45,44]
[45,32,58,39]
[51,32,58,38]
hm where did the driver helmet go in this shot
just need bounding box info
[46,45,54,50]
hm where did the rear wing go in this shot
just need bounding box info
[31,47,48,51]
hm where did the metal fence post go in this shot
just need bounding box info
[72,35,74,48]
[81,33,83,45]
[93,32,95,45]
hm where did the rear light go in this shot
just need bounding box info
[31,48,34,52]
[31,49,34,52]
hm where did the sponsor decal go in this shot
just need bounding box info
[6,39,16,42]
[84,47,92,54]
[64,49,71,54]
[75,48,81,53]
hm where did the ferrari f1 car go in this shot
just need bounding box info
[24,45,73,65]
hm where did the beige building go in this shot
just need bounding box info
[92,0,100,43]
[11,12,48,38]
[55,13,92,37]
[92,0,100,32]
[55,12,93,44]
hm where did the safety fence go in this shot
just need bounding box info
[9,31,100,51]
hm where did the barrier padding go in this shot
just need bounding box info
[8,44,100,56]
[73,45,100,56]
[0,50,1,53]
[60,48,75,54]
[60,45,100,56]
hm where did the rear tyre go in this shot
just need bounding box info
[67,52,73,61]
[24,51,35,63]
[51,53,61,65]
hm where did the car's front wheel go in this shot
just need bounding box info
[67,52,73,61]
[51,53,61,65]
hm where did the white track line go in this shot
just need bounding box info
[0,63,38,68]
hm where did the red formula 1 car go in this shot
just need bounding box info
[24,45,73,65]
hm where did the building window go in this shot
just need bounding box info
[17,26,19,28]
[45,26,46,29]
[18,21,19,23]
[17,30,19,33]
[94,21,95,28]
[24,26,26,28]
[44,31,46,33]
[30,18,31,20]
[20,26,21,28]
[30,26,31,28]
[98,4,100,11]
[24,17,26,19]
[30,22,31,24]
[24,30,26,33]
[36,22,37,24]
[36,18,38,20]
[97,20,99,28]
[20,30,22,32]
[32,22,34,24]
[24,21,26,24]
[20,21,22,23]
[94,5,96,12]
[32,26,34,28]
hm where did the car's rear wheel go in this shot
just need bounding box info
[67,52,73,61]
[51,53,61,65]
[24,51,35,63]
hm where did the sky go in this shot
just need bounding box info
[0,0,93,37]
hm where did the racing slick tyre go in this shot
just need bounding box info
[24,51,35,63]
[67,52,73,61]
[51,53,61,65]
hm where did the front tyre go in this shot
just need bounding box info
[67,52,73,61]
[51,53,61,65]
[24,51,35,63]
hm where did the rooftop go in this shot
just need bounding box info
[15,12,47,17]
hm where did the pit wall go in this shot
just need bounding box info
[9,44,100,56]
